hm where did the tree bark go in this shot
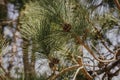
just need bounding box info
[0,0,7,20]
[22,39,36,80]
[114,0,120,10]
[22,39,31,80]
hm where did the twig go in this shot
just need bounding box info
[85,17,116,62]
[74,34,116,63]
[83,56,96,74]
[93,27,115,54]
[88,18,114,55]
[49,57,95,80]
[114,0,120,10]
[112,67,120,76]
[90,41,101,55]
[0,19,17,25]
[77,56,93,80]
[71,55,78,64]
[84,64,97,67]
[72,66,84,80]
[49,65,80,80]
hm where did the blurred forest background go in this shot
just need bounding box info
[0,0,120,80]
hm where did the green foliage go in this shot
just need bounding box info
[19,0,120,79]
[19,0,120,66]
[95,13,119,30]
[20,0,90,56]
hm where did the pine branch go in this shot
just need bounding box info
[74,33,116,63]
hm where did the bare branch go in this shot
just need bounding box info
[72,66,84,80]
[49,65,80,80]
[74,34,116,63]
[114,0,120,10]
[77,57,93,80]
[93,27,115,54]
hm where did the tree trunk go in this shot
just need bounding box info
[30,51,35,77]
[22,39,31,80]
[0,0,7,20]
[23,39,36,80]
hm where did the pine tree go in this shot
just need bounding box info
[19,0,120,80]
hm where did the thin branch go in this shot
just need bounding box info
[73,16,116,62]
[89,1,103,12]
[84,64,98,67]
[83,56,96,74]
[74,34,116,63]
[96,58,120,75]
[114,0,120,10]
[49,65,80,80]
[88,13,114,56]
[77,56,93,80]
[49,57,95,80]
[72,55,78,64]
[90,41,101,55]
[81,68,93,80]
[0,19,17,26]
[112,67,120,76]
[72,66,84,80]
[93,27,115,54]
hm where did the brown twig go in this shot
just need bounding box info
[86,16,115,55]
[114,0,120,10]
[49,65,80,80]
[93,27,115,54]
[112,67,120,76]
[77,57,93,80]
[90,41,101,55]
[49,58,95,80]
[79,17,116,62]
[0,19,17,26]
[94,58,120,75]
[74,34,116,63]
[84,64,98,67]
[73,66,84,80]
